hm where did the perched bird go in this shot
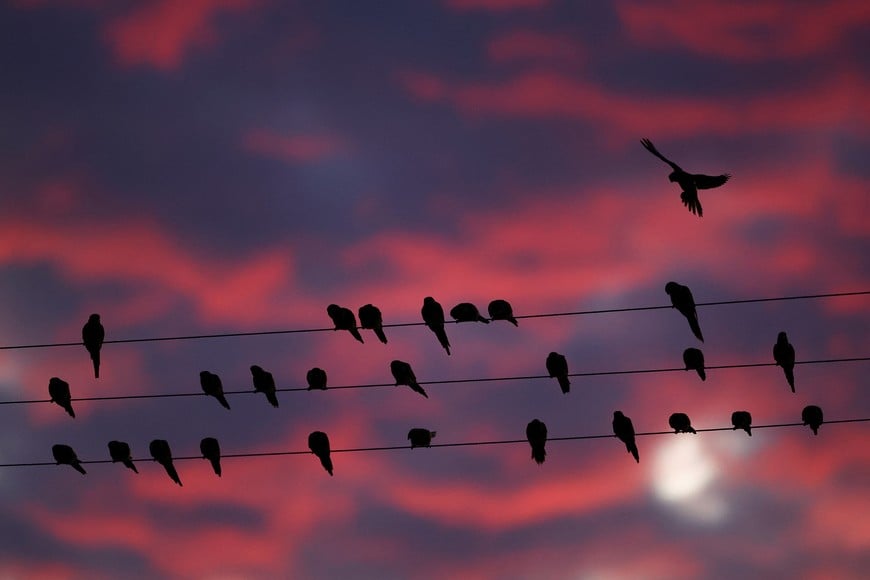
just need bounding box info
[82,313,105,378]
[52,444,86,475]
[668,412,697,434]
[487,299,518,326]
[390,360,428,398]
[665,282,704,342]
[683,348,706,381]
[450,302,489,324]
[613,411,639,463]
[326,304,364,343]
[358,304,388,344]
[545,352,570,394]
[773,331,796,393]
[200,371,231,410]
[108,440,138,473]
[640,137,730,217]
[731,411,752,436]
[408,428,436,448]
[802,405,823,435]
[48,377,75,418]
[422,297,451,355]
[526,419,548,465]
[306,367,328,390]
[149,439,182,486]
[250,365,279,408]
[308,431,333,476]
[200,437,222,477]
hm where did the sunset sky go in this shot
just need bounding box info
[0,0,868,578]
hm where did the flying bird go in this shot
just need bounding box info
[149,439,182,486]
[640,137,730,217]
[665,281,704,342]
[200,437,222,477]
[422,297,451,355]
[82,313,105,378]
[108,440,138,473]
[802,405,823,435]
[390,360,428,398]
[613,411,639,463]
[306,367,328,390]
[668,412,697,434]
[683,348,706,381]
[731,411,752,436]
[408,428,436,448]
[487,299,518,326]
[200,371,231,410]
[250,365,279,408]
[450,302,489,324]
[358,304,388,344]
[326,304,364,343]
[308,431,333,476]
[545,352,570,394]
[773,331,796,393]
[526,419,548,465]
[52,444,86,475]
[48,377,75,418]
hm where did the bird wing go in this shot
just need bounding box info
[693,173,730,189]
[640,138,682,172]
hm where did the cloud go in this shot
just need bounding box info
[487,29,585,63]
[445,0,550,11]
[242,129,348,164]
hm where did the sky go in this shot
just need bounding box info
[0,0,868,578]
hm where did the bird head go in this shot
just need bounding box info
[88,313,101,322]
[664,281,679,295]
[668,171,679,183]
[250,365,262,374]
[777,331,788,342]
[326,304,340,316]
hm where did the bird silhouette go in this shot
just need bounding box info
[48,377,75,418]
[668,412,697,434]
[306,367,328,390]
[250,365,279,408]
[450,302,490,324]
[308,431,333,476]
[545,352,570,394]
[613,411,639,463]
[200,371,231,410]
[149,439,182,486]
[665,281,704,342]
[682,348,706,381]
[52,444,86,475]
[108,440,138,473]
[200,437,222,477]
[487,299,518,326]
[390,360,428,398]
[802,405,823,435]
[526,419,548,465]
[82,313,104,378]
[358,304,387,344]
[408,428,436,448]
[773,331,796,393]
[731,411,752,436]
[640,138,730,217]
[422,297,451,355]
[326,304,364,343]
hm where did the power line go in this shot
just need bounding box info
[0,290,866,351]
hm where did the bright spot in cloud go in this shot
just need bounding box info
[652,435,728,523]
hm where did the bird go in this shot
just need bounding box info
[613,411,639,463]
[526,419,548,465]
[450,302,489,324]
[665,281,704,342]
[408,428,436,448]
[640,137,730,217]
[250,365,279,408]
[487,299,518,326]
[326,304,364,343]
[773,331,796,393]
[149,439,182,486]
[308,431,333,476]
[200,371,231,410]
[52,444,86,475]
[668,412,697,434]
[802,405,823,435]
[306,367,328,390]
[82,313,105,378]
[108,440,138,473]
[422,297,451,355]
[200,437,222,477]
[545,352,570,394]
[48,377,75,418]
[683,348,706,381]
[358,304,387,344]
[390,360,428,398]
[731,411,752,436]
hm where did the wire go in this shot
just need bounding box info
[0,290,866,351]
[2,417,867,469]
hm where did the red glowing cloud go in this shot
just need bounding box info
[242,128,348,163]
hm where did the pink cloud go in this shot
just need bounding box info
[487,30,584,63]
[242,128,348,163]
[445,0,549,11]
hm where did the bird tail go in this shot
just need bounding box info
[411,382,429,399]
[320,455,334,476]
[784,368,795,392]
[266,392,280,408]
[65,404,76,418]
[532,447,546,465]
[72,461,87,475]
[374,328,388,344]
[744,427,752,437]
[209,458,222,477]
[124,459,139,473]
[350,328,364,344]
[558,376,570,394]
[811,425,819,436]
[92,352,100,379]
[698,368,706,381]
[217,394,232,410]
[164,463,183,486]
[508,317,518,327]
[628,442,640,463]
[689,316,704,342]
[435,328,451,355]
